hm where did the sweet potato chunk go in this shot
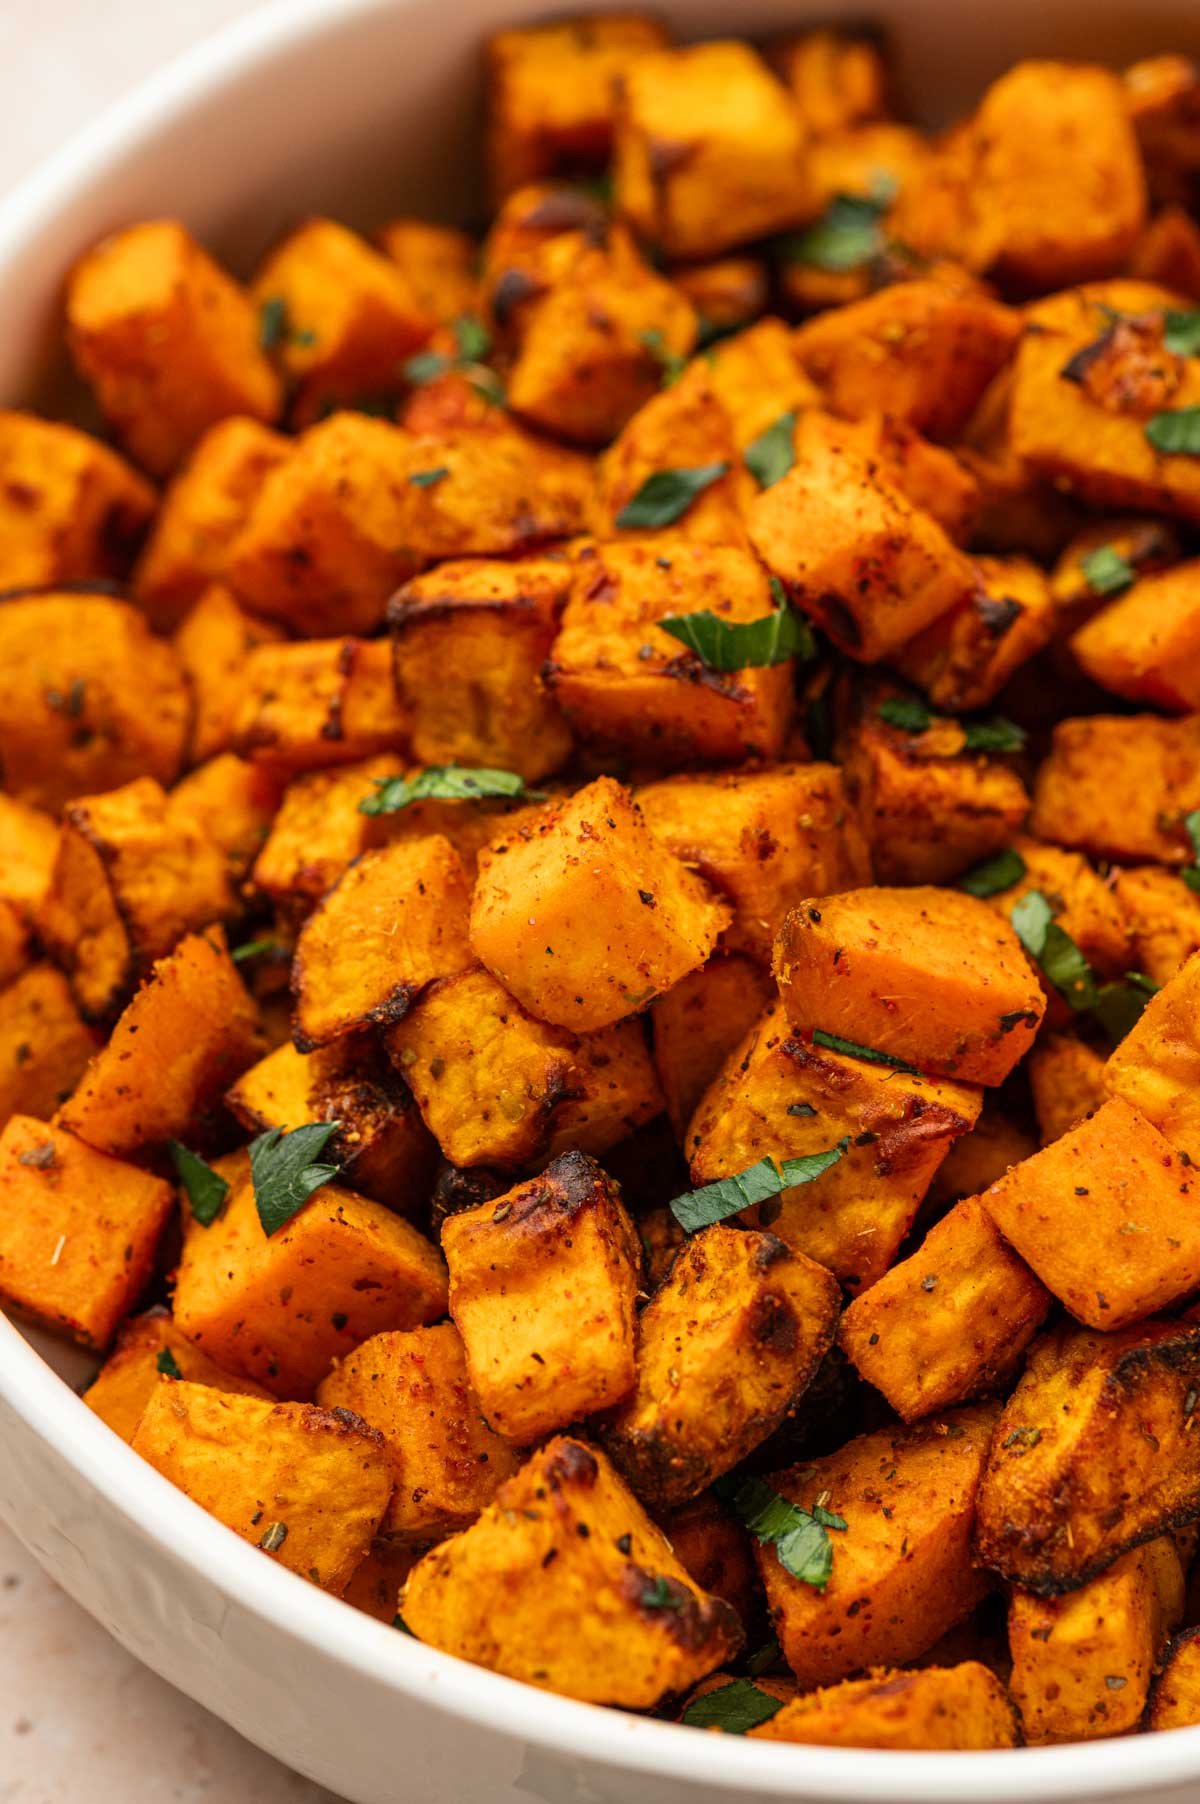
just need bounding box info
[985,837,1131,997]
[668,257,768,343]
[687,1001,981,1291]
[173,582,285,763]
[389,555,573,782]
[84,1306,271,1443]
[1104,948,1200,1158]
[982,1097,1200,1331]
[840,1195,1051,1422]
[637,764,870,965]
[59,930,262,1156]
[374,219,477,326]
[613,41,810,259]
[132,1381,392,1593]
[0,795,59,919]
[133,417,291,628]
[1112,866,1200,988]
[0,591,189,811]
[401,1436,741,1705]
[1027,1031,1108,1145]
[0,1114,173,1347]
[442,1151,641,1442]
[594,369,747,549]
[342,1537,420,1623]
[251,218,429,425]
[651,955,774,1142]
[1072,559,1200,712]
[794,408,981,546]
[0,963,99,1126]
[773,886,1045,1086]
[0,410,155,591]
[173,1165,448,1397]
[167,753,284,882]
[702,316,821,449]
[893,554,1055,713]
[251,754,402,915]
[39,778,238,1021]
[975,1319,1200,1593]
[750,1662,1017,1750]
[231,636,410,776]
[1009,1536,1184,1743]
[1148,1625,1200,1730]
[66,220,282,475]
[546,540,793,765]
[792,281,1020,442]
[292,836,473,1049]
[470,777,730,1033]
[926,1100,1037,1208]
[602,1223,840,1508]
[748,442,978,662]
[385,967,661,1170]
[768,26,887,134]
[224,1034,437,1212]
[756,1405,999,1686]
[315,1323,520,1542]
[485,12,670,202]
[1031,713,1200,867]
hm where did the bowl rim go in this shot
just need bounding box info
[2,0,1200,1795]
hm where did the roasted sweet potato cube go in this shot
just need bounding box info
[1112,865,1200,987]
[1072,559,1200,711]
[975,1319,1200,1592]
[1010,282,1200,523]
[38,778,238,1022]
[982,1097,1200,1330]
[1049,513,1181,637]
[838,697,1030,887]
[506,224,697,445]
[442,1152,640,1442]
[0,410,155,591]
[251,218,430,426]
[342,1537,420,1623]
[774,887,1045,1086]
[172,582,285,763]
[748,442,978,662]
[602,1224,840,1509]
[0,1114,173,1346]
[1131,205,1200,297]
[637,764,871,966]
[839,1195,1052,1422]
[315,1323,520,1542]
[173,1165,448,1397]
[1031,713,1200,867]
[767,26,888,133]
[402,1435,741,1703]
[0,591,189,812]
[59,930,263,1156]
[651,955,774,1142]
[792,282,1019,442]
[389,555,573,782]
[0,795,59,919]
[686,1001,981,1292]
[225,1034,437,1212]
[926,1100,1037,1208]
[750,1662,1017,1750]
[66,221,282,476]
[546,541,793,766]
[1027,1031,1108,1145]
[0,963,98,1126]
[167,753,285,882]
[893,555,1055,714]
[374,219,477,325]
[132,1381,392,1593]
[594,368,747,549]
[292,836,473,1049]
[1148,1625,1200,1730]
[84,1306,272,1443]
[702,317,821,450]
[1104,948,1200,1157]
[755,1405,999,1687]
[668,257,767,342]
[470,777,730,1033]
[485,12,670,202]
[133,417,291,628]
[1125,56,1200,203]
[659,1493,758,1628]
[230,636,410,776]
[793,409,981,546]
[385,967,661,1170]
[986,838,1131,993]
[251,753,403,914]
[613,41,810,259]
[1009,1535,1184,1743]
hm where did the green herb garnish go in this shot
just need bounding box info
[258,296,315,352]
[167,1141,230,1227]
[1079,545,1136,598]
[878,696,933,732]
[781,188,890,273]
[259,1521,289,1553]
[1163,310,1200,356]
[640,328,686,387]
[452,314,491,363]
[659,598,814,672]
[640,1574,683,1611]
[878,696,1025,753]
[615,462,729,529]
[404,314,502,404]
[959,849,1027,898]
[744,411,797,490]
[1181,810,1200,892]
[408,467,449,489]
[230,936,282,965]
[670,1141,850,1233]
[811,1028,920,1075]
[249,1121,341,1237]
[360,764,541,816]
[728,1474,847,1591]
[1010,890,1157,1042]
[156,1347,183,1380]
[682,1679,786,1733]
[1146,408,1200,455]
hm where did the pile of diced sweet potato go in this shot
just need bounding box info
[7,10,1200,1753]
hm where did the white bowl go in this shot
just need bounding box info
[3,3,1200,1799]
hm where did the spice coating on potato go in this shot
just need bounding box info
[1148,1625,1200,1730]
[749,1661,1018,1749]
[0,410,155,594]
[84,1306,272,1444]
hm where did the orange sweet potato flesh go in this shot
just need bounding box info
[750,1662,1018,1749]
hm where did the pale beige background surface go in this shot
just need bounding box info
[0,3,342,1798]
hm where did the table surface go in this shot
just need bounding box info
[0,3,343,1799]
